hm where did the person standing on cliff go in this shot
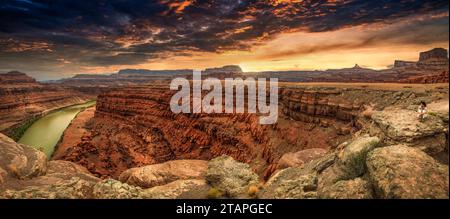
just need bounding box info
[417,101,428,122]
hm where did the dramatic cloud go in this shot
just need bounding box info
[0,0,448,79]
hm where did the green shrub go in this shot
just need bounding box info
[207,187,224,199]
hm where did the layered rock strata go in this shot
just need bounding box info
[0,72,92,135]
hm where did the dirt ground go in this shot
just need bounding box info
[52,107,95,160]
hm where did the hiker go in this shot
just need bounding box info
[417,101,428,121]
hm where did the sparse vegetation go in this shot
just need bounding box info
[247,184,260,198]
[427,111,438,117]
[7,116,40,141]
[207,187,224,199]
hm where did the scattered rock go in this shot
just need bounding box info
[93,179,143,199]
[119,160,207,188]
[318,178,373,199]
[2,177,95,199]
[367,145,449,198]
[205,155,259,198]
[142,179,211,199]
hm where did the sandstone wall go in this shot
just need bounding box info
[0,72,92,134]
[58,85,364,179]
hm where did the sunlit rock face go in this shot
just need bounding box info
[418,48,449,69]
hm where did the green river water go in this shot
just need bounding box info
[18,100,96,158]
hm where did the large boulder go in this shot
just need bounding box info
[372,109,446,155]
[92,179,143,199]
[318,178,373,199]
[142,179,211,199]
[337,136,380,177]
[367,145,449,199]
[261,152,337,199]
[260,168,317,199]
[318,136,379,189]
[0,133,47,179]
[277,148,328,170]
[119,160,207,188]
[41,160,100,184]
[205,155,259,198]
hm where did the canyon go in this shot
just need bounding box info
[0,48,448,199]
[0,71,93,139]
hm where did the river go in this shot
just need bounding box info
[18,100,96,158]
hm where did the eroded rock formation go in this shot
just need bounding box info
[0,72,92,135]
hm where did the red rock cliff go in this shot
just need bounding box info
[0,71,92,132]
[59,84,362,179]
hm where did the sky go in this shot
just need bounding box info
[0,0,449,80]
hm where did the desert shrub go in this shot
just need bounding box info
[207,187,224,199]
[247,185,260,198]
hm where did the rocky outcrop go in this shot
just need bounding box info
[399,70,449,84]
[2,177,96,199]
[0,71,36,84]
[371,108,447,156]
[1,131,448,199]
[277,148,328,170]
[92,179,143,199]
[260,136,380,199]
[394,60,416,68]
[367,145,448,199]
[205,155,259,198]
[0,134,47,179]
[317,136,380,189]
[204,65,243,74]
[418,48,449,69]
[142,179,211,199]
[260,168,318,199]
[318,178,373,199]
[119,160,207,188]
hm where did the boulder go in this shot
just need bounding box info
[92,179,143,199]
[142,179,211,199]
[260,169,317,199]
[277,148,328,170]
[44,160,100,183]
[0,133,47,179]
[318,178,373,199]
[318,136,379,189]
[119,160,207,188]
[261,152,338,199]
[337,136,380,177]
[372,109,446,155]
[205,155,259,198]
[367,145,449,198]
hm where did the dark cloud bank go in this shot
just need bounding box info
[0,0,448,79]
